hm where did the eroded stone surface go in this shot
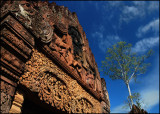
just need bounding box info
[129,104,148,114]
[1,0,110,113]
[20,49,101,113]
[0,80,15,113]
[1,0,103,93]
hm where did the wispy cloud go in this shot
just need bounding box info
[120,6,142,23]
[147,2,160,13]
[111,104,130,113]
[132,37,159,53]
[92,31,121,52]
[119,1,159,26]
[90,1,159,31]
[140,89,159,111]
[136,19,159,38]
[139,55,159,111]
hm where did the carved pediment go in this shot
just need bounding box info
[20,50,101,113]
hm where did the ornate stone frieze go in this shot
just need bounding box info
[1,14,34,47]
[1,46,25,71]
[2,28,32,56]
[1,0,104,96]
[19,49,102,113]
[0,92,12,113]
[1,0,110,113]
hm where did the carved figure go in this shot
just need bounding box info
[86,73,95,89]
[18,4,31,24]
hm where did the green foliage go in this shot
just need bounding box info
[123,92,143,109]
[101,41,152,109]
[101,41,152,84]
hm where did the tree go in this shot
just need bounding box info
[123,92,143,109]
[101,41,152,107]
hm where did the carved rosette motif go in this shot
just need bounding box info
[19,49,101,113]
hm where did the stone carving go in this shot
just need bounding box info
[71,97,93,113]
[20,49,101,113]
[2,28,32,56]
[1,46,24,71]
[3,15,35,46]
[0,92,12,113]
[54,23,67,35]
[2,1,53,44]
[28,2,53,43]
[101,78,110,113]
[49,24,83,77]
[1,1,110,113]
[0,80,15,113]
[1,0,104,92]
[38,71,72,112]
[68,26,83,62]
[31,10,53,43]
[1,66,19,80]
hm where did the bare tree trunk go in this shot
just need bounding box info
[127,83,133,107]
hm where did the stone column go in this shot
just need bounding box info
[9,91,24,113]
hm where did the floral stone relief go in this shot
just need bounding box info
[19,49,101,113]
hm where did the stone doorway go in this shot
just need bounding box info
[21,98,50,113]
[21,95,65,113]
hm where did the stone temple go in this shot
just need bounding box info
[0,0,110,113]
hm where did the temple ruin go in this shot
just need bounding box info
[0,0,110,113]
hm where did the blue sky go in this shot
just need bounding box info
[53,1,159,113]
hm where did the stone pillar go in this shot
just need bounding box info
[0,77,16,113]
[9,91,24,113]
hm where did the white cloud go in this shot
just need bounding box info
[132,1,146,6]
[92,31,121,52]
[136,19,159,38]
[108,1,123,7]
[140,89,159,111]
[89,1,159,29]
[111,104,130,113]
[111,89,158,113]
[123,6,139,16]
[132,37,159,53]
[92,31,103,39]
[120,5,145,24]
[119,1,159,25]
[139,55,159,111]
[148,2,159,13]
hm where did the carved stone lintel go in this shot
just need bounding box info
[2,28,32,56]
[9,90,24,113]
[19,49,102,113]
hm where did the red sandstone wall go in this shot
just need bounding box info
[0,0,110,113]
